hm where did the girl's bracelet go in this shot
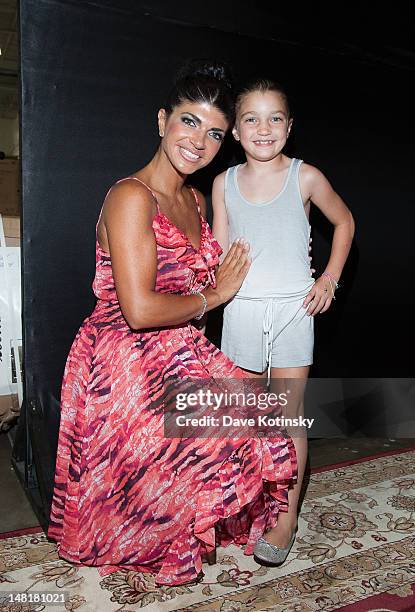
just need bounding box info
[192,291,207,320]
[321,271,339,288]
[321,272,339,300]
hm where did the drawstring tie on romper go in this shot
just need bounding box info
[263,298,275,386]
[235,295,276,387]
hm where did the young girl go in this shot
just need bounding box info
[212,79,355,566]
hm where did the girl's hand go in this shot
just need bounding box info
[303,276,334,316]
[214,238,251,303]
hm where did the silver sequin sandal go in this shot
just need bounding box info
[253,529,297,567]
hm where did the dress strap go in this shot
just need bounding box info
[98,176,160,225]
[96,176,160,242]
[115,176,160,212]
[189,186,202,216]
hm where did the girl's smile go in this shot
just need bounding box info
[252,139,276,146]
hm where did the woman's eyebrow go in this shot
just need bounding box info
[182,112,202,125]
[182,112,225,133]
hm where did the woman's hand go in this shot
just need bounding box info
[303,275,335,316]
[213,238,251,303]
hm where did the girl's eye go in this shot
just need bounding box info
[271,116,283,122]
[245,117,257,123]
[182,116,196,126]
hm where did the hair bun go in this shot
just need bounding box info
[176,59,233,90]
[166,59,235,124]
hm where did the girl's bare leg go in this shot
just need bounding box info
[241,365,308,547]
[265,366,309,547]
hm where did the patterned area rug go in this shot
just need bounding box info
[1,449,415,611]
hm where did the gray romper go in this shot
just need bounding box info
[221,158,315,374]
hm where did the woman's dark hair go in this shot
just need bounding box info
[165,59,235,125]
[235,78,290,119]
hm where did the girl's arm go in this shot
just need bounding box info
[100,181,250,329]
[300,164,355,316]
[212,172,230,264]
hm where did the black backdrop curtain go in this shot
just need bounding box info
[17,0,415,524]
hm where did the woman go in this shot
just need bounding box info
[48,62,297,586]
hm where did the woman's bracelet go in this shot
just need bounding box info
[192,291,207,320]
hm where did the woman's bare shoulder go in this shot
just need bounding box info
[102,178,157,221]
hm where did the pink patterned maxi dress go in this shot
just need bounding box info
[48,177,297,585]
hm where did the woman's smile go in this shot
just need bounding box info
[178,145,203,162]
